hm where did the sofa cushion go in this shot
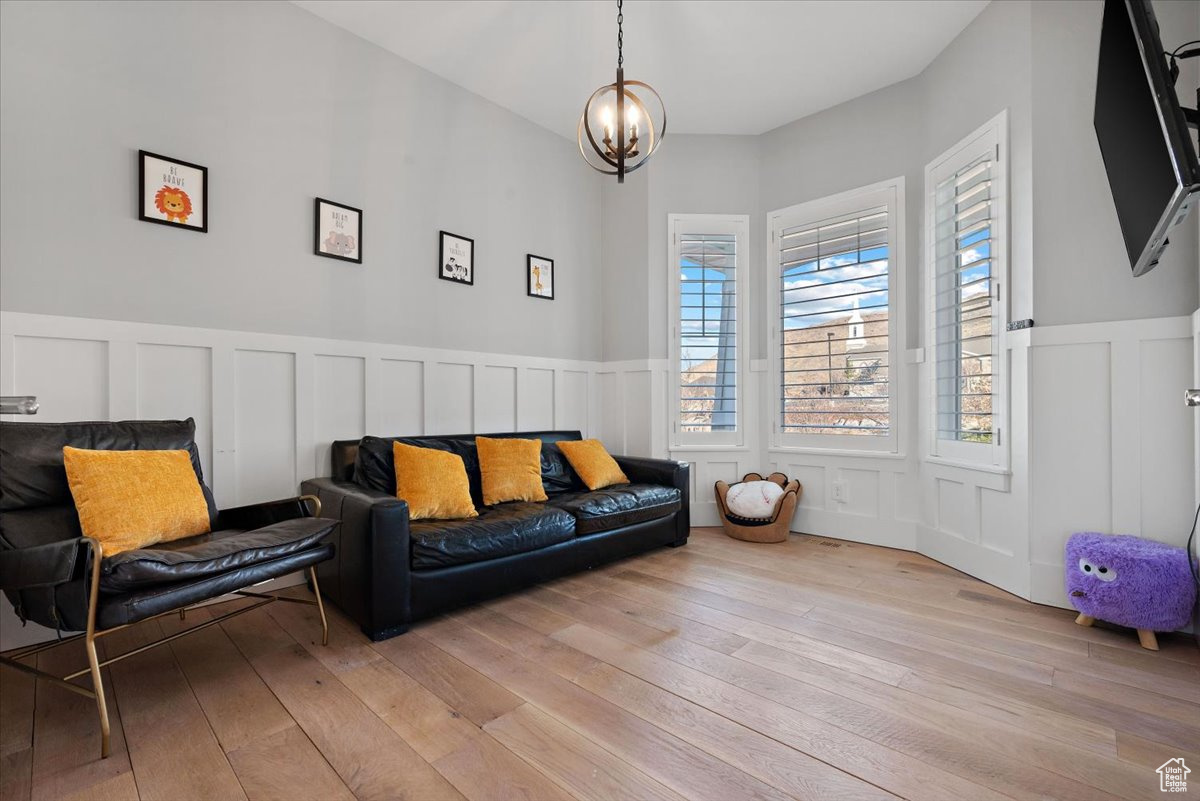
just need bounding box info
[548,483,682,535]
[99,517,336,592]
[356,436,483,503]
[409,503,575,570]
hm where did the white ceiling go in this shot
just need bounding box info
[293,0,989,139]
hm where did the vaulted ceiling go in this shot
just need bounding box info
[293,0,990,138]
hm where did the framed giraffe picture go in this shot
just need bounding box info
[526,254,554,300]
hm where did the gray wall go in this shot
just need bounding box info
[603,0,1199,359]
[1030,0,1200,327]
[0,0,603,361]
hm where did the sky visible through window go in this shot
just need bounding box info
[679,234,736,432]
[779,210,890,435]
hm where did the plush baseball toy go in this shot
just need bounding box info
[726,480,785,519]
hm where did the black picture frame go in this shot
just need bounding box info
[526,254,554,300]
[138,150,208,233]
[314,198,363,264]
[439,231,475,285]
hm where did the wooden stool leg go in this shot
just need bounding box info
[1137,629,1159,651]
[1075,613,1095,627]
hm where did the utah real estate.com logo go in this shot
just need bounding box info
[1158,758,1190,793]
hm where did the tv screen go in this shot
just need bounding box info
[1094,0,1199,276]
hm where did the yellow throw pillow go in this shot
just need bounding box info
[392,441,478,520]
[62,447,211,556]
[556,439,629,491]
[476,436,548,506]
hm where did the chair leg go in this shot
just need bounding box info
[179,608,186,621]
[1075,613,1095,627]
[308,566,329,647]
[1137,629,1159,651]
[84,630,111,759]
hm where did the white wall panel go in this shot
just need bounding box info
[11,336,108,422]
[596,372,623,452]
[936,478,968,539]
[137,343,213,479]
[559,371,589,434]
[522,368,555,431]
[428,362,473,435]
[623,370,654,455]
[234,350,296,504]
[1138,338,1194,540]
[476,366,517,433]
[1030,343,1112,566]
[313,354,365,477]
[375,359,424,436]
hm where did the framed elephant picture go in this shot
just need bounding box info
[314,198,362,263]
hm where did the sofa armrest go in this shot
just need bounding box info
[215,496,319,530]
[0,538,82,591]
[614,455,690,545]
[300,477,412,640]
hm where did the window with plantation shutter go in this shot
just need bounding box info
[669,215,748,447]
[926,112,1008,468]
[769,179,904,452]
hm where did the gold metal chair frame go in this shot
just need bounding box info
[0,495,329,760]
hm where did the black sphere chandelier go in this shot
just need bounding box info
[578,0,666,183]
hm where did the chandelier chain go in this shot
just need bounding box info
[617,0,624,68]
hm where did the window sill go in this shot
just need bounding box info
[922,455,1011,476]
[669,444,753,454]
[767,445,907,460]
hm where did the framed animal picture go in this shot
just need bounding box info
[139,150,207,232]
[314,198,362,263]
[527,254,554,300]
[440,231,474,285]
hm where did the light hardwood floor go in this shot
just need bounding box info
[2,528,1198,801]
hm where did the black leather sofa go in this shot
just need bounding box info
[301,430,689,641]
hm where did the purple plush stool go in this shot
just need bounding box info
[1065,532,1197,650]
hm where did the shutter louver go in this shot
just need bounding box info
[933,154,995,443]
[679,233,737,432]
[779,207,890,435]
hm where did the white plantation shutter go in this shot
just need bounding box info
[926,112,1007,467]
[933,155,996,443]
[669,215,748,447]
[779,207,891,436]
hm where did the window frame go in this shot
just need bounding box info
[924,110,1009,471]
[768,177,906,455]
[668,213,750,449]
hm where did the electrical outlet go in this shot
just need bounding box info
[831,480,848,503]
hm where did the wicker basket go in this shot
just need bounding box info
[714,472,802,543]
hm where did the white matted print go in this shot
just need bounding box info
[440,231,474,285]
[314,198,362,263]
[139,150,207,232]
[527,254,554,299]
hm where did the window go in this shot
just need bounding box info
[669,215,749,447]
[926,112,1008,467]
[769,179,904,452]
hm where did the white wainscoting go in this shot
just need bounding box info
[1025,316,1195,609]
[0,311,609,649]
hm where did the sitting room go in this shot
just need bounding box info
[1,1,1198,799]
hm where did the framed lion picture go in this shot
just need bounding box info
[139,150,207,232]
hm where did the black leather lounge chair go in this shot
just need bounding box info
[0,419,337,759]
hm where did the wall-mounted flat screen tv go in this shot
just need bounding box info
[1094,0,1199,277]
